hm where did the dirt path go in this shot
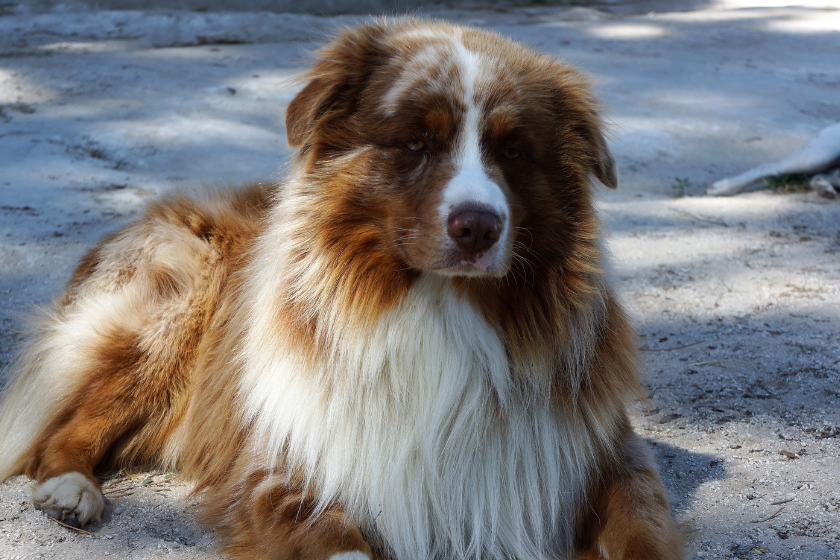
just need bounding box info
[1,2,838,559]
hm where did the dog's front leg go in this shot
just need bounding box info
[578,430,683,560]
[206,469,374,560]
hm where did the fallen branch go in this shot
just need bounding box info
[708,122,840,196]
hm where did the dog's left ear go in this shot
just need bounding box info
[583,115,618,190]
[286,23,387,147]
[549,65,619,189]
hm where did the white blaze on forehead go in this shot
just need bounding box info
[392,27,452,42]
[440,37,509,228]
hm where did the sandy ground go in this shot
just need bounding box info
[1,1,839,559]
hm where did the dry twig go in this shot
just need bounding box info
[48,516,94,535]
[105,491,135,498]
[751,506,785,523]
[755,381,778,398]
[640,341,703,352]
[673,209,729,227]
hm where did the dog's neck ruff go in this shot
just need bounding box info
[238,199,606,558]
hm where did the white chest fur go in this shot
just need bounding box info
[240,275,597,560]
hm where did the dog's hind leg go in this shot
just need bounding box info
[24,322,193,527]
[0,191,251,527]
[14,280,204,526]
[0,289,157,526]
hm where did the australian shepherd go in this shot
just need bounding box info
[0,18,681,560]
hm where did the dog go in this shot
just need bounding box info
[0,18,681,560]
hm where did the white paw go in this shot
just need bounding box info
[32,472,104,527]
[328,553,371,560]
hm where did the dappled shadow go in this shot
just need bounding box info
[604,194,840,427]
[650,440,726,514]
[634,308,840,425]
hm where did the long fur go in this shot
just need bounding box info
[0,18,681,560]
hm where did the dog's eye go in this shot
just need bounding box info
[405,140,426,152]
[503,147,520,160]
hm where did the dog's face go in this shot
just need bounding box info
[285,19,616,280]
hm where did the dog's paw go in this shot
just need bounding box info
[32,472,104,527]
[328,553,372,560]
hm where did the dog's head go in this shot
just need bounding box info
[285,18,616,280]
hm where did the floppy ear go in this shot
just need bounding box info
[549,65,619,189]
[584,117,618,190]
[285,23,388,147]
[286,78,338,147]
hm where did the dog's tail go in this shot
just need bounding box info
[0,308,91,480]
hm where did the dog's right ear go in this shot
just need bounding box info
[286,24,387,147]
[285,66,348,148]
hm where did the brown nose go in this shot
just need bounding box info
[447,205,502,254]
